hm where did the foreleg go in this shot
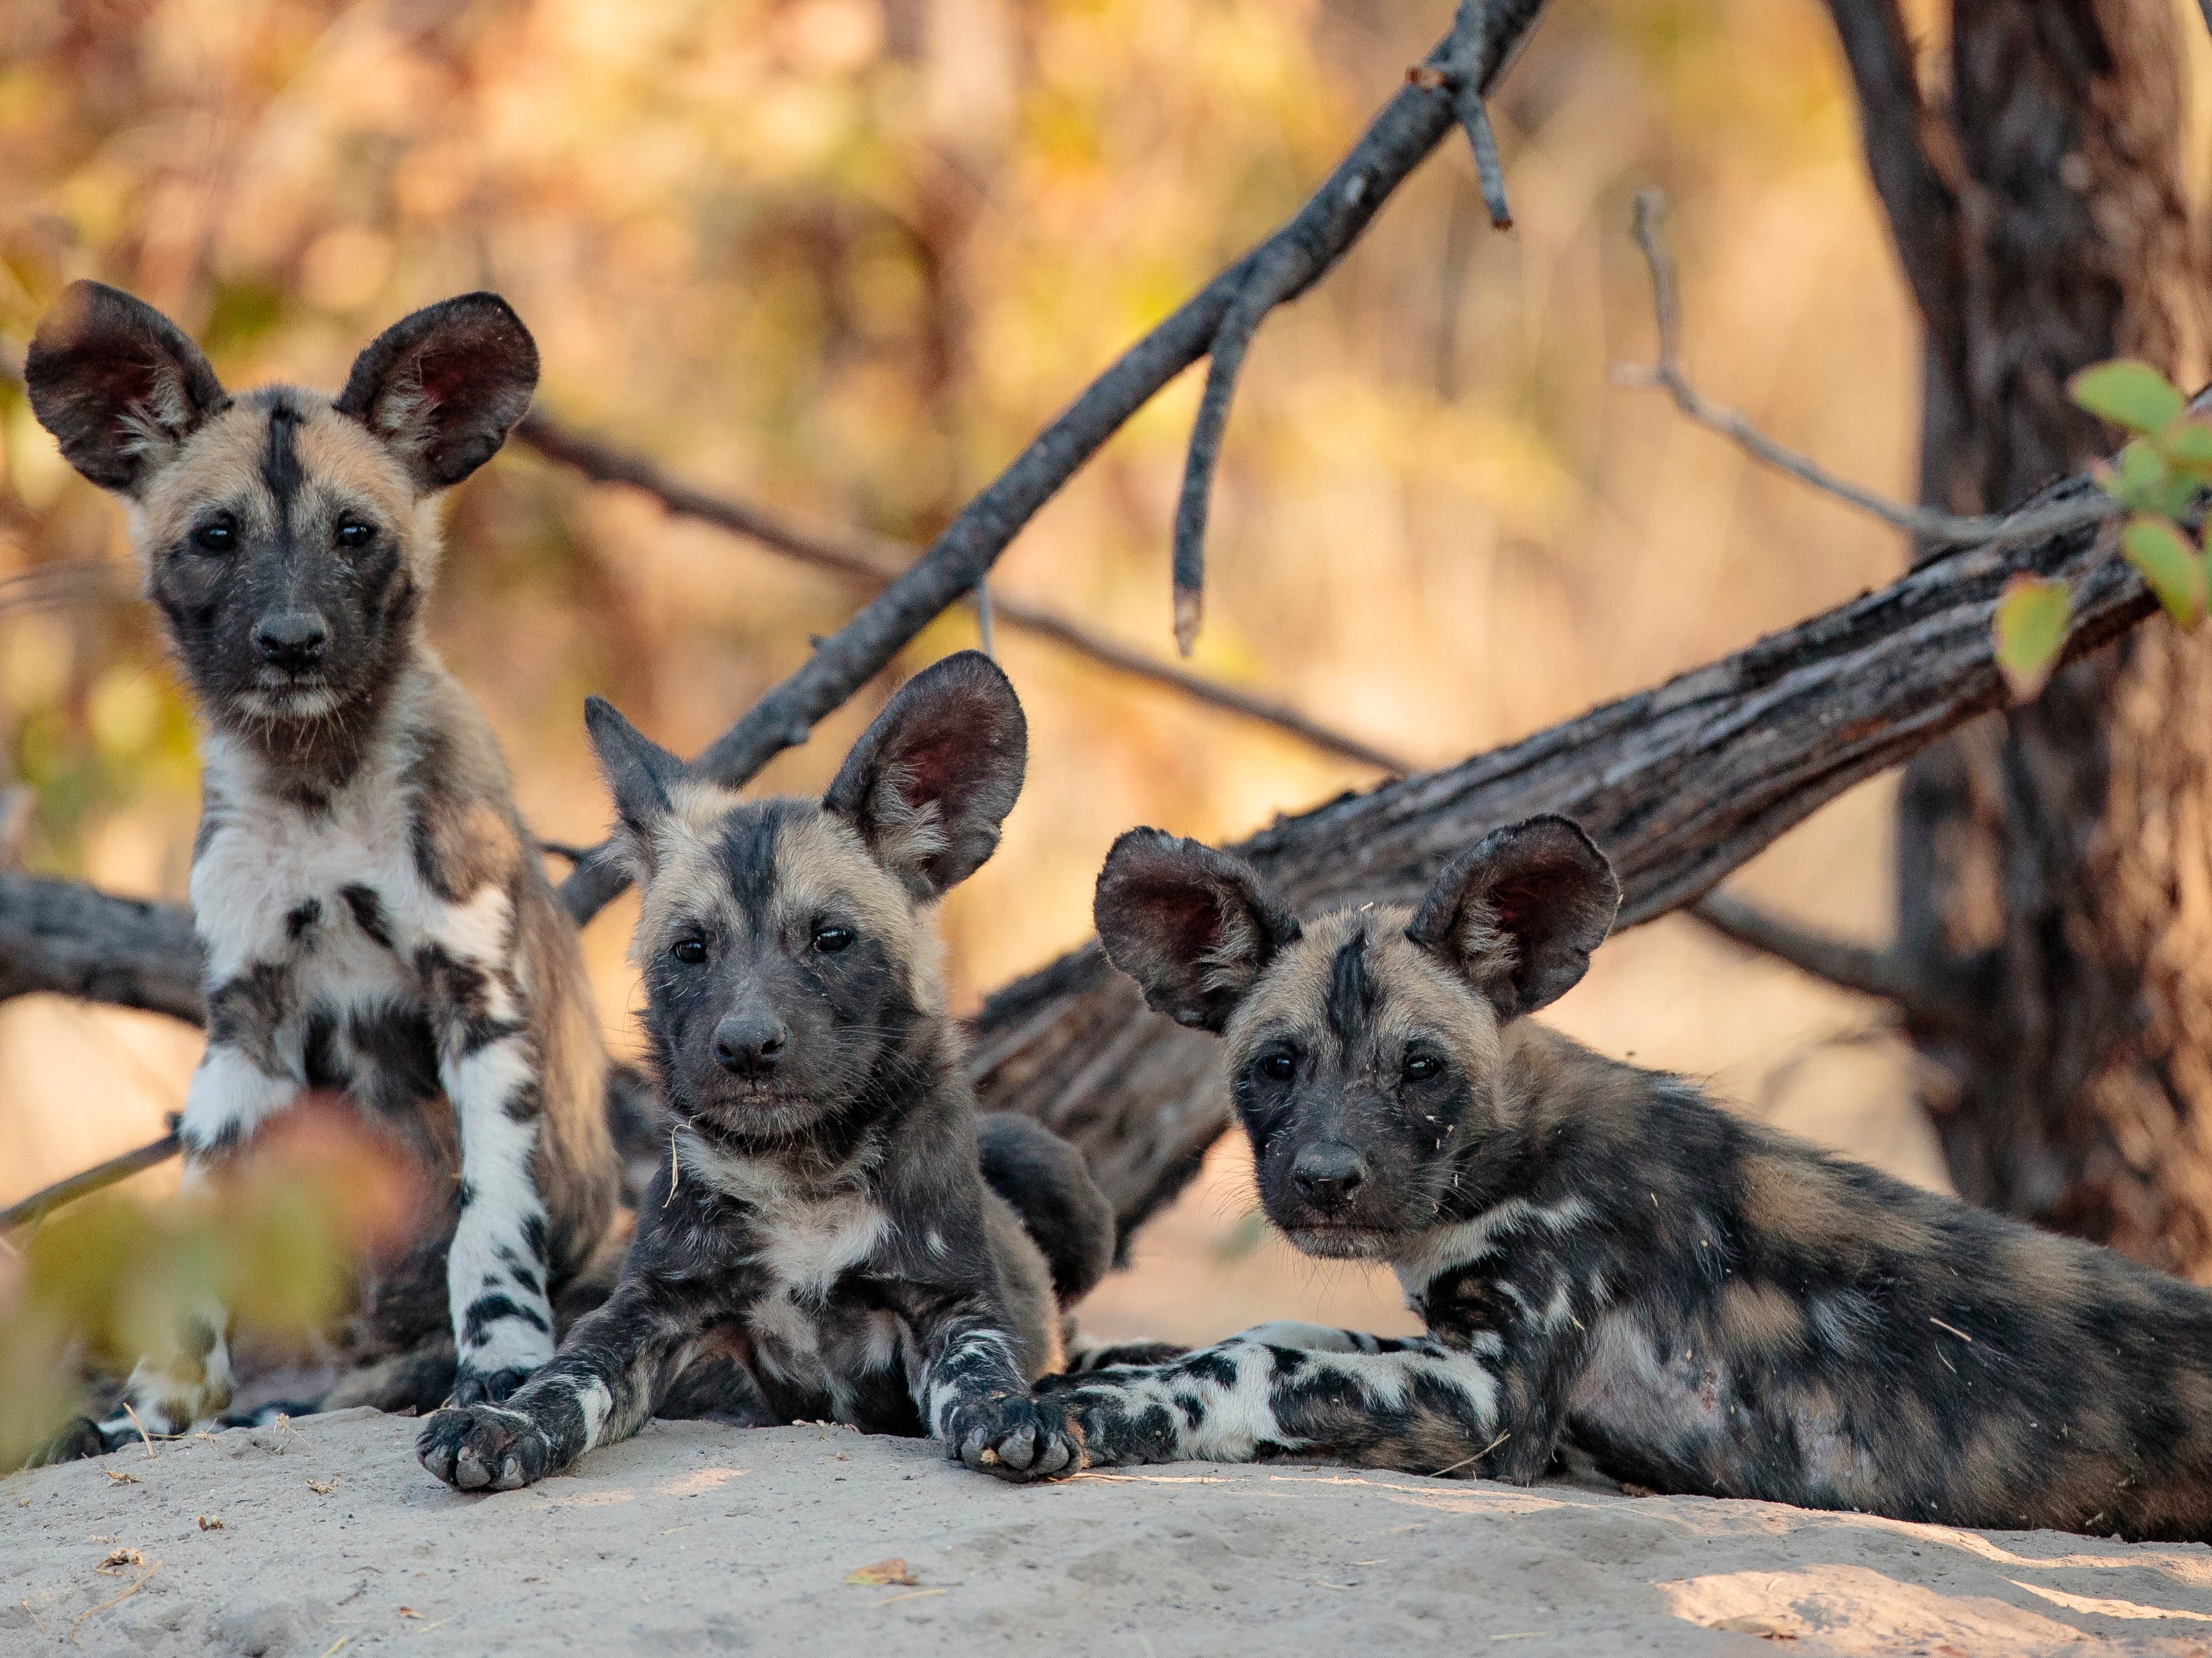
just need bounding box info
[104,999,300,1446]
[1047,1324,1565,1479]
[901,1283,1085,1483]
[419,913,556,1405]
[417,1278,705,1491]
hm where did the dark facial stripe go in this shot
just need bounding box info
[262,394,305,532]
[1326,928,1376,1046]
[714,801,807,920]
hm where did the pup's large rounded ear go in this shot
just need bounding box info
[584,695,688,869]
[25,281,229,497]
[824,651,1026,901]
[1093,830,1301,1033]
[336,292,538,491]
[1406,816,1620,1019]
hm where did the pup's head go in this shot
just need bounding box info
[585,651,1025,1151]
[1094,817,1619,1257]
[26,282,537,759]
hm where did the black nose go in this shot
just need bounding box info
[1292,1142,1368,1209]
[713,1011,788,1078]
[254,610,328,670]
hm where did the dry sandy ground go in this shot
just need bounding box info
[7,1409,2212,1657]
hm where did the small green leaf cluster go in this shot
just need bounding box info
[1993,362,2209,701]
[2077,360,2212,627]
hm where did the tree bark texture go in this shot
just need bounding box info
[1829,0,2212,1271]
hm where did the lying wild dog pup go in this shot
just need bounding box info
[416,652,1113,1490]
[25,283,620,1452]
[1046,816,2212,1540]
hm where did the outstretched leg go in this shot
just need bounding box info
[1042,1322,1563,1480]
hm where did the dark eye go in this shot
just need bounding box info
[335,520,375,550]
[191,520,236,554]
[813,926,854,954]
[670,938,707,965]
[1404,1053,1443,1082]
[1258,1051,1296,1081]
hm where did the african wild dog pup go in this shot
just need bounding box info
[1048,816,2212,1540]
[415,652,1114,1490]
[25,283,619,1451]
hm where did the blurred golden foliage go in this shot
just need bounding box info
[4,0,2091,1339]
[0,1105,422,1466]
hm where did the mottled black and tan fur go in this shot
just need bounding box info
[416,653,1111,1491]
[1048,816,2212,1540]
[25,283,620,1452]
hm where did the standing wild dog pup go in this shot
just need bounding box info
[416,652,1113,1490]
[1052,816,2212,1540]
[25,283,619,1449]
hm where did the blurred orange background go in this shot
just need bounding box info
[15,0,2191,1345]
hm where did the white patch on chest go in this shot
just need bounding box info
[677,1133,900,1407]
[1392,1195,1595,1300]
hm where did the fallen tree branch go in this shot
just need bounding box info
[1617,190,2113,551]
[1689,891,1945,1013]
[513,413,1409,772]
[553,0,1547,925]
[0,873,202,1024]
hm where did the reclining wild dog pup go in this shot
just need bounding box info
[1049,816,2212,1540]
[415,652,1114,1491]
[24,283,622,1452]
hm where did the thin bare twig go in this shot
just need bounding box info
[1618,190,2116,551]
[1,1131,182,1233]
[1690,892,1944,1014]
[1169,0,1531,655]
[512,414,1406,772]
[1455,95,1512,229]
[1171,243,1310,656]
[70,1558,159,1645]
[553,0,1544,925]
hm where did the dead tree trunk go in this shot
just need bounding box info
[1827,0,2212,1271]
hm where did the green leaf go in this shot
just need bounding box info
[1993,576,2071,701]
[2121,517,2208,627]
[2071,360,2185,434]
[2157,417,2212,476]
[2111,440,2172,512]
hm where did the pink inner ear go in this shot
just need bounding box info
[894,730,966,810]
[412,346,476,416]
[1147,886,1223,958]
[85,350,167,430]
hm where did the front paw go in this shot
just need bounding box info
[451,1365,536,1407]
[943,1395,1085,1483]
[416,1405,554,1491]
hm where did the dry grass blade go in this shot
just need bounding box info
[69,1557,158,1644]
